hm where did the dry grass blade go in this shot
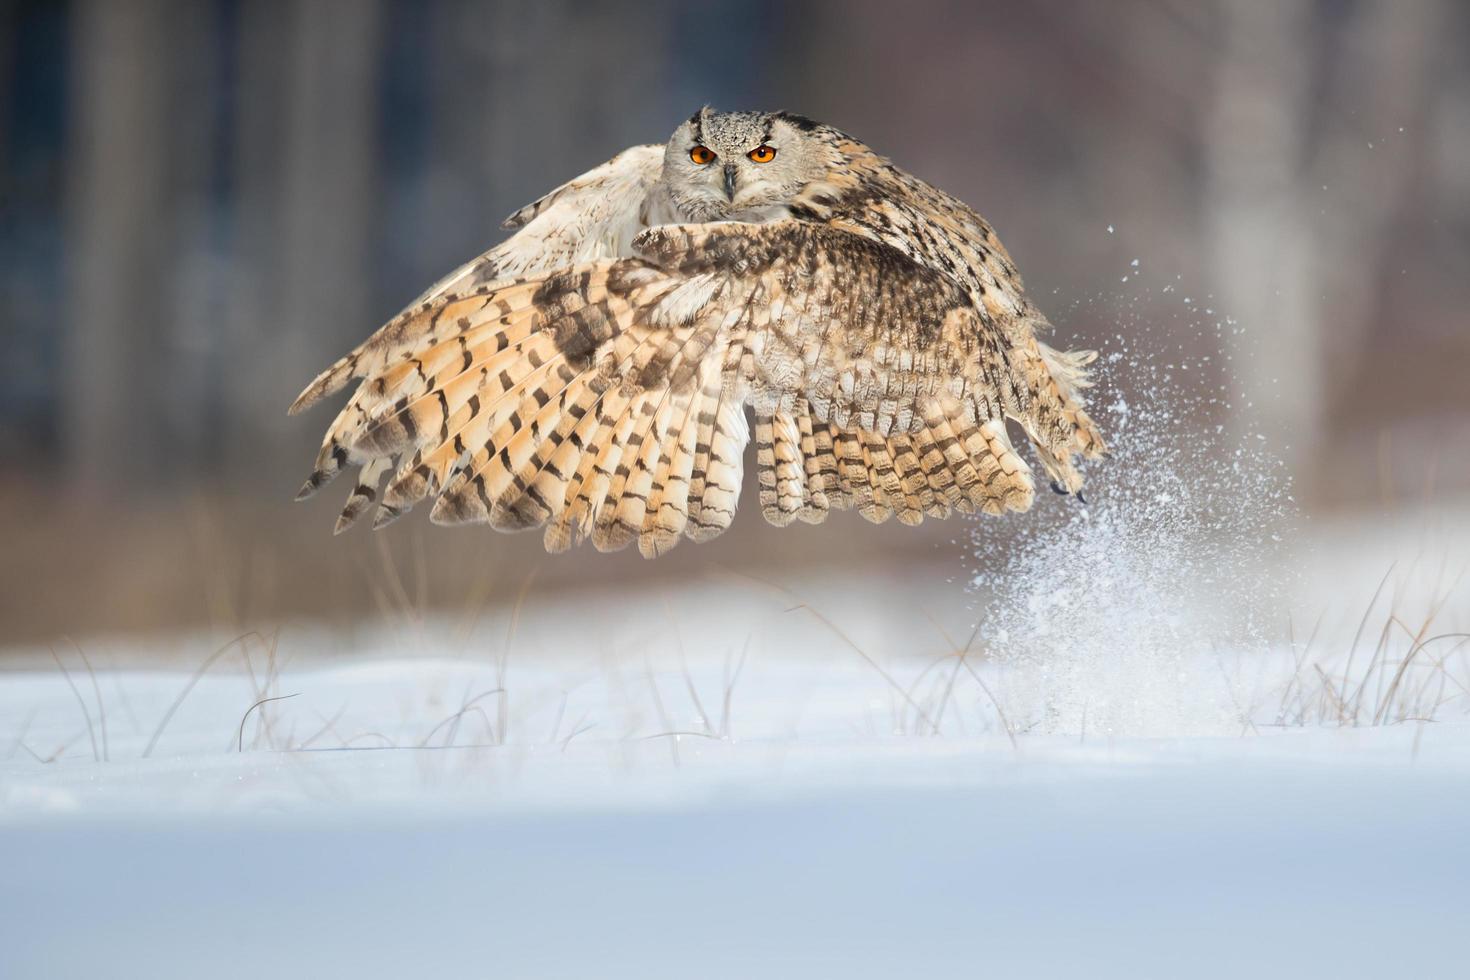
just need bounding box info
[237,693,301,752]
[144,631,262,759]
[711,565,938,732]
[719,635,751,740]
[961,659,1018,750]
[64,637,108,762]
[492,568,540,745]
[1340,562,1396,707]
[7,706,40,761]
[919,610,981,737]
[665,602,714,736]
[560,715,596,752]
[47,645,98,763]
[298,703,351,750]
[418,688,506,748]
[639,731,719,741]
[930,634,977,737]
[1281,557,1470,728]
[643,658,679,765]
[1374,632,1470,726]
[1312,665,1352,725]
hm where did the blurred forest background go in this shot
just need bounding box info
[1,0,1467,644]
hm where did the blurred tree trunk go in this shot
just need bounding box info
[66,0,386,492]
[1204,0,1319,488]
[1207,0,1444,501]
[227,0,386,476]
[418,0,676,274]
[1306,0,1440,485]
[64,0,198,490]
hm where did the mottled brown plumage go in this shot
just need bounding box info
[291,109,1106,556]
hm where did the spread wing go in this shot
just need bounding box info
[403,143,665,313]
[291,219,1103,557]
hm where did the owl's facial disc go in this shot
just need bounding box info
[663,109,826,221]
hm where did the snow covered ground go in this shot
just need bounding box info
[4,331,1467,976]
[4,727,1468,979]
[4,523,1469,978]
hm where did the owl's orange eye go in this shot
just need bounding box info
[748,145,776,163]
[689,145,715,165]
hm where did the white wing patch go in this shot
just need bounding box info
[650,273,724,326]
[409,144,666,309]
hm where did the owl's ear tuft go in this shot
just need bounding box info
[686,105,715,135]
[774,110,819,132]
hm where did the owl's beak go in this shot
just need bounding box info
[722,164,738,201]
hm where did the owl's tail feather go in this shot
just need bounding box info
[678,392,748,546]
[942,409,1037,516]
[761,395,1033,529]
[886,431,933,525]
[909,421,965,517]
[857,429,907,524]
[636,377,704,558]
[754,408,809,528]
[793,399,833,523]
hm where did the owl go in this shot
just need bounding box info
[291,108,1106,558]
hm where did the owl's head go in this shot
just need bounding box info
[662,108,840,222]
